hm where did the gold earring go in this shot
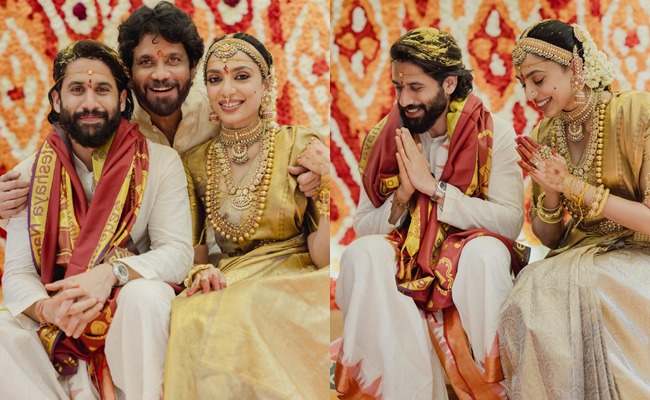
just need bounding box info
[259,90,276,122]
[571,54,585,88]
[209,111,219,125]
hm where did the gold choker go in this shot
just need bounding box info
[558,88,598,142]
[219,119,264,164]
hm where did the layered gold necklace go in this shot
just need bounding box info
[205,122,276,242]
[219,118,264,164]
[553,96,608,219]
[557,88,599,142]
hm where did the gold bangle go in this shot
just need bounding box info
[586,184,605,219]
[537,208,564,225]
[315,174,331,197]
[316,194,330,218]
[535,192,563,223]
[564,174,589,208]
[593,188,610,217]
[316,175,330,218]
[537,192,561,213]
[184,264,213,288]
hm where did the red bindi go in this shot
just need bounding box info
[87,79,92,88]
[223,65,229,74]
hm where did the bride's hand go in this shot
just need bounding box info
[296,138,329,177]
[187,266,227,296]
[516,136,568,194]
[287,166,321,198]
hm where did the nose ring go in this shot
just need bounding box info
[231,87,236,93]
[531,90,537,96]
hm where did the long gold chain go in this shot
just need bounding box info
[205,123,276,242]
[553,96,608,219]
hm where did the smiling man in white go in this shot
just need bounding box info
[335,27,525,400]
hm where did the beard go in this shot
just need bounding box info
[133,78,192,117]
[59,108,121,148]
[399,89,448,134]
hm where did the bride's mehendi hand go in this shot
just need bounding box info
[529,146,568,194]
[296,138,329,177]
[515,136,567,194]
[187,266,227,297]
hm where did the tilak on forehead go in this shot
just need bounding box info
[391,27,464,80]
[204,35,270,78]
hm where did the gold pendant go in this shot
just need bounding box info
[231,143,249,164]
[231,187,252,210]
[566,121,584,142]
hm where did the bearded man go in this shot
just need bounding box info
[335,28,526,399]
[0,40,193,399]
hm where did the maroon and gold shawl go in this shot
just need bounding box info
[361,94,521,312]
[28,119,148,398]
[354,95,528,398]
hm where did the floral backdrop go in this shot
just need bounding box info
[0,0,330,299]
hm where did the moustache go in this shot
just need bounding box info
[73,110,108,119]
[398,104,425,113]
[145,80,179,90]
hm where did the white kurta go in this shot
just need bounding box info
[0,139,193,399]
[336,114,524,399]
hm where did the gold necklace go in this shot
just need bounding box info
[558,88,598,142]
[205,123,276,242]
[553,96,608,219]
[219,118,264,164]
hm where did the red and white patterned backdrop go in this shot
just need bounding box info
[330,0,650,271]
[0,0,330,299]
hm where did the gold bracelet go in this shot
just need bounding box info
[316,194,330,218]
[316,175,330,218]
[184,264,213,288]
[391,194,410,209]
[315,174,331,197]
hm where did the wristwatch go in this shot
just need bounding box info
[430,181,447,202]
[111,261,129,286]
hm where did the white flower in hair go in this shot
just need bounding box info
[572,24,615,89]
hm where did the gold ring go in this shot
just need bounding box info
[539,145,552,160]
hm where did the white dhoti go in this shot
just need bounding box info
[335,234,513,399]
[0,279,174,400]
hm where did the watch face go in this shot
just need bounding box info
[113,262,128,285]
